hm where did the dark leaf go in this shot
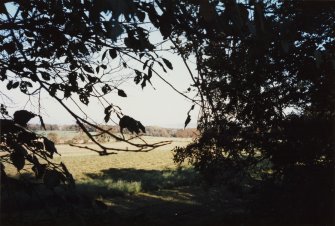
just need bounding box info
[101,64,107,70]
[184,115,191,129]
[190,105,195,111]
[88,75,99,83]
[96,66,100,74]
[141,79,146,89]
[119,115,146,134]
[6,80,13,90]
[12,81,19,89]
[143,60,149,70]
[49,84,58,97]
[104,112,111,123]
[39,115,47,130]
[148,66,153,80]
[79,94,89,105]
[102,50,107,61]
[14,110,35,127]
[118,89,127,97]
[157,61,167,73]
[44,137,58,158]
[162,58,173,70]
[32,163,47,179]
[136,10,146,22]
[134,71,142,85]
[83,64,94,74]
[10,147,25,171]
[101,84,111,94]
[60,162,75,187]
[109,49,117,59]
[0,68,7,81]
[41,72,50,80]
[104,105,113,114]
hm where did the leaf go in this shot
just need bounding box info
[190,104,195,111]
[104,105,113,114]
[12,81,19,89]
[41,72,50,80]
[157,61,167,73]
[79,93,89,105]
[109,49,117,59]
[32,163,47,179]
[6,80,13,90]
[184,115,191,129]
[60,162,75,187]
[147,66,153,80]
[143,60,149,70]
[119,115,146,134]
[39,115,46,130]
[104,112,111,123]
[101,64,107,70]
[83,64,94,74]
[43,169,61,189]
[134,70,142,84]
[118,89,127,97]
[96,66,100,74]
[14,110,36,126]
[101,84,111,94]
[102,50,107,61]
[10,147,25,171]
[141,79,146,89]
[136,10,146,22]
[162,58,173,70]
[44,137,58,158]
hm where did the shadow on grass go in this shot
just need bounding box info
[2,167,333,226]
[82,167,200,194]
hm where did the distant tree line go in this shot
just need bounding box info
[28,123,198,139]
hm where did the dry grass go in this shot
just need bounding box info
[53,136,192,180]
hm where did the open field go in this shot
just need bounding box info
[2,136,330,226]
[3,137,248,226]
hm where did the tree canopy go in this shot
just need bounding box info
[0,2,334,218]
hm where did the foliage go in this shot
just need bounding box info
[0,0,172,155]
[163,0,335,185]
[1,109,74,189]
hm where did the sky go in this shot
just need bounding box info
[1,46,200,128]
[1,4,200,128]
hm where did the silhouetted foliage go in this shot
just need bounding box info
[0,108,75,190]
[0,0,172,156]
[160,0,334,180]
[1,0,334,224]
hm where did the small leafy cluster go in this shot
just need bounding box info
[1,109,74,189]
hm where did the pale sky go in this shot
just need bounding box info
[1,5,200,128]
[1,48,200,128]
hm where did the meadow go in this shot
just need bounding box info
[2,135,327,226]
[2,136,252,226]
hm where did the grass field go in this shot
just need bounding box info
[2,135,329,226]
[3,136,250,226]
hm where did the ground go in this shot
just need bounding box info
[1,136,331,226]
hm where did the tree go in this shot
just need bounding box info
[157,0,334,221]
[0,0,173,154]
[0,0,176,191]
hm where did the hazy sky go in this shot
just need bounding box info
[1,47,200,128]
[1,5,199,128]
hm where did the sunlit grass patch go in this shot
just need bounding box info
[78,178,142,196]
